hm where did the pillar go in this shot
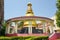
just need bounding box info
[6,23,10,34]
[28,21,32,34]
[45,22,50,34]
[49,26,53,33]
[45,26,48,33]
[11,22,15,34]
[41,20,46,33]
[14,22,18,33]
[43,23,46,33]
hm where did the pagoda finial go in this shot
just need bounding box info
[26,2,34,16]
[27,2,32,12]
[27,2,32,6]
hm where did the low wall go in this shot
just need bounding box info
[6,33,48,37]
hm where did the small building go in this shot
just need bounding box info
[5,2,55,37]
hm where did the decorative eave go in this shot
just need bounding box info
[6,16,54,23]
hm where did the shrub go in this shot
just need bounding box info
[31,36,48,40]
[0,36,48,40]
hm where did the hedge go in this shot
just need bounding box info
[0,36,48,40]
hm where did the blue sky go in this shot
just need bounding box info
[4,0,57,20]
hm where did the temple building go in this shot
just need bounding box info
[6,2,55,36]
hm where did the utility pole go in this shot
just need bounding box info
[0,0,4,35]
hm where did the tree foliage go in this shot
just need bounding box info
[0,20,6,36]
[18,21,24,28]
[56,0,60,27]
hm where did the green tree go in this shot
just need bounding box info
[18,21,24,29]
[56,0,60,27]
[0,20,6,36]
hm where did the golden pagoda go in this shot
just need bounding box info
[6,2,54,37]
[24,2,37,27]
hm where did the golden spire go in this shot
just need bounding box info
[26,2,34,16]
[24,2,37,27]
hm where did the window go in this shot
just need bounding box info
[18,27,28,34]
[32,27,43,34]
